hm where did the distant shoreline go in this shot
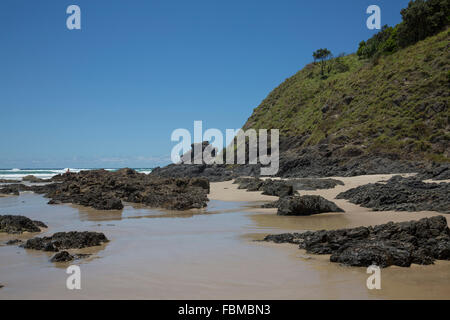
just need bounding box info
[0,168,153,181]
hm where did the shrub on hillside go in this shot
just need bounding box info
[357,0,449,60]
[357,25,398,59]
[397,0,450,47]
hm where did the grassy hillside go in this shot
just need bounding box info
[243,29,450,162]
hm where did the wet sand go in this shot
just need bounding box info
[0,175,449,299]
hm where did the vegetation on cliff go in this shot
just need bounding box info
[243,27,449,162]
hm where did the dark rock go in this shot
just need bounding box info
[264,233,305,244]
[336,176,450,213]
[264,216,450,268]
[33,220,48,228]
[0,185,20,196]
[287,178,344,190]
[260,180,293,197]
[0,179,20,183]
[50,251,92,263]
[6,239,23,245]
[321,104,330,113]
[343,95,354,105]
[0,215,47,234]
[261,199,281,208]
[275,138,421,178]
[151,163,236,182]
[50,251,73,262]
[277,195,344,216]
[417,163,450,180]
[23,231,109,252]
[29,169,210,211]
[180,141,216,164]
[235,177,344,195]
[330,241,415,267]
[22,175,51,183]
[234,177,262,191]
[0,184,33,195]
[151,135,426,181]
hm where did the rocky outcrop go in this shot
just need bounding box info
[0,169,210,211]
[50,251,91,263]
[28,168,210,211]
[417,163,450,180]
[233,177,344,215]
[151,163,237,182]
[22,175,51,183]
[234,178,294,197]
[273,140,423,178]
[234,177,344,193]
[274,195,344,216]
[0,183,34,196]
[0,179,20,183]
[264,216,450,267]
[0,186,19,196]
[180,141,216,164]
[0,215,47,234]
[23,231,109,252]
[0,184,24,196]
[5,239,23,245]
[336,176,450,213]
[151,136,427,181]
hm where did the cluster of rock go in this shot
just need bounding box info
[264,215,450,267]
[336,176,450,213]
[234,177,343,193]
[22,175,51,183]
[0,169,211,211]
[416,163,450,180]
[274,138,425,178]
[232,177,344,216]
[22,231,109,252]
[151,141,266,182]
[263,196,344,216]
[151,163,237,182]
[150,137,435,181]
[1,214,107,263]
[0,176,51,184]
[234,178,293,197]
[0,215,47,234]
[0,179,20,183]
[0,184,29,196]
[50,251,91,263]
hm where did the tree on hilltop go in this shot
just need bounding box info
[313,48,332,76]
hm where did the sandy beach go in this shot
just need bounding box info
[210,174,450,229]
[0,174,449,300]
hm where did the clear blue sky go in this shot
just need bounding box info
[0,0,409,168]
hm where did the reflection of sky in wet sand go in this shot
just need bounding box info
[0,191,449,299]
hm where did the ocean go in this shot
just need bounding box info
[0,168,153,180]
